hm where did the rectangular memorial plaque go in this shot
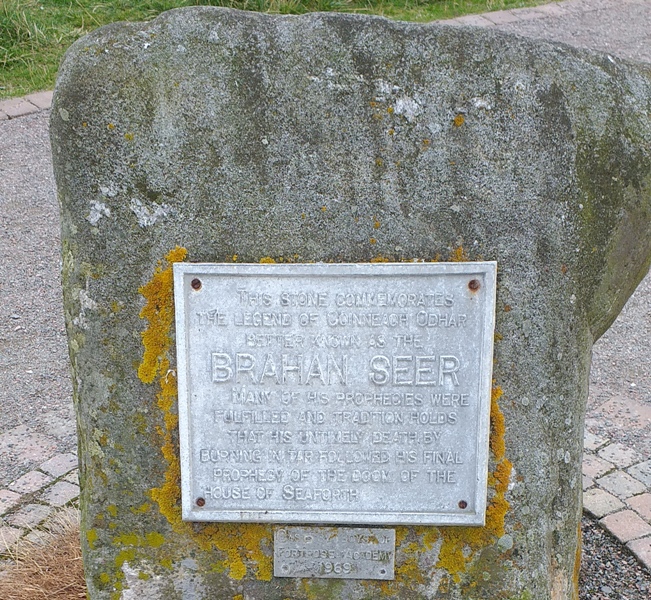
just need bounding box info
[174,262,497,525]
[273,526,395,580]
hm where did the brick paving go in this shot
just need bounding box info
[0,448,79,551]
[1,0,651,579]
[0,92,52,121]
[600,511,651,544]
[583,429,651,568]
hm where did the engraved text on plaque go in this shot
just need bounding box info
[174,263,497,525]
[274,527,395,579]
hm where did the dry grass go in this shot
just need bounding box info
[0,510,86,600]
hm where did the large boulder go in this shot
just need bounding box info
[50,7,651,599]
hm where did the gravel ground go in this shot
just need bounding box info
[580,516,651,600]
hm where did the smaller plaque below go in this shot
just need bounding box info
[274,526,395,580]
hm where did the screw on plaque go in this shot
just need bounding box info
[196,497,206,507]
[191,278,202,290]
[468,279,480,291]
[458,500,468,509]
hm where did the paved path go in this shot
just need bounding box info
[1,0,651,572]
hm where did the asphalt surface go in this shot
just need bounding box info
[499,0,651,64]
[0,111,76,487]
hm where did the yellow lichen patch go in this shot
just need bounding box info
[115,548,137,568]
[374,219,381,229]
[449,246,469,262]
[147,532,166,548]
[370,255,390,263]
[373,385,511,594]
[107,123,115,130]
[140,248,273,582]
[137,246,188,385]
[259,256,276,264]
[370,238,377,245]
[124,132,134,141]
[436,385,512,581]
[87,528,98,550]
[453,114,465,127]
[396,541,427,585]
[113,533,140,547]
[131,502,151,515]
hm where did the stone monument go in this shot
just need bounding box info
[50,7,651,599]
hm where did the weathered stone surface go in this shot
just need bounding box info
[50,8,651,600]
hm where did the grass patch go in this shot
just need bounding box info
[1,0,554,99]
[0,509,85,600]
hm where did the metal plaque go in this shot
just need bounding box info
[174,262,497,525]
[274,526,395,579]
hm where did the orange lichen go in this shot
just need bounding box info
[436,386,511,581]
[449,246,469,262]
[140,247,272,582]
[453,114,465,127]
[137,246,186,385]
[368,385,511,596]
[573,522,582,599]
